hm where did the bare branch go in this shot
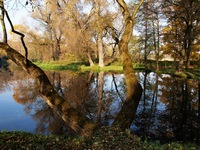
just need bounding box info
[131,0,145,21]
[0,4,29,62]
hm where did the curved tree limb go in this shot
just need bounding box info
[131,0,145,21]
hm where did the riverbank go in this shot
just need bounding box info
[0,127,199,149]
[34,61,145,72]
[34,61,200,79]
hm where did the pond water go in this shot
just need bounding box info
[0,69,199,143]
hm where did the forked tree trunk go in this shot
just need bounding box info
[0,43,96,136]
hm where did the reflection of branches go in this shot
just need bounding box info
[0,70,12,93]
[32,103,53,131]
[112,74,124,102]
[150,74,158,117]
[52,72,64,97]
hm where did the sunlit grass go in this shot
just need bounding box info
[33,61,200,79]
[34,61,81,71]
[80,63,145,72]
[80,65,123,72]
[34,61,145,72]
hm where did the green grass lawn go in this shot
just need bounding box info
[34,62,80,70]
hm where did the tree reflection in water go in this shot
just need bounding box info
[7,70,200,142]
[134,72,200,143]
[11,70,127,135]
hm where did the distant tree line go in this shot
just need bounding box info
[3,0,200,71]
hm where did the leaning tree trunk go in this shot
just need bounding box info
[113,0,144,129]
[112,36,142,129]
[0,42,96,136]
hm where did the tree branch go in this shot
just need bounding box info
[116,0,130,19]
[131,0,145,21]
[0,4,28,62]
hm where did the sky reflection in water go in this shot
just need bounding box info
[0,90,36,132]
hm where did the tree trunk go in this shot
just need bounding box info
[55,37,61,60]
[98,33,104,67]
[86,51,95,66]
[144,2,148,69]
[178,56,184,71]
[0,0,7,43]
[0,43,96,136]
[156,12,160,71]
[112,38,142,129]
[112,0,144,129]
[94,0,104,67]
[185,50,191,70]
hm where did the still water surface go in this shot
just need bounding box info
[0,70,199,142]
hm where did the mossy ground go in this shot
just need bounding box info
[0,127,199,150]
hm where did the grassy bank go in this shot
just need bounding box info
[81,64,200,79]
[0,127,199,149]
[34,61,200,79]
[34,62,81,71]
[34,61,145,72]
